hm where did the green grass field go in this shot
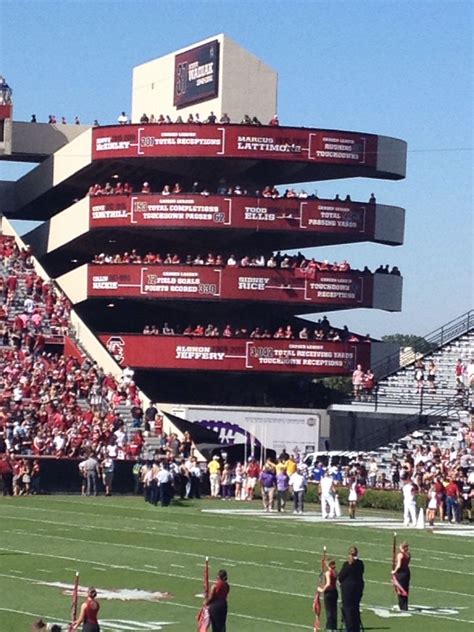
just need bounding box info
[0,495,473,632]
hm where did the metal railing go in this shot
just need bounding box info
[372,309,473,380]
[354,394,464,450]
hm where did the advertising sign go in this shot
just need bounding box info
[174,40,219,108]
[88,265,373,307]
[176,406,326,455]
[99,334,370,375]
[92,125,378,167]
[89,194,375,238]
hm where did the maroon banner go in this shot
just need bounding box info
[99,334,370,375]
[92,125,378,167]
[89,194,376,238]
[88,265,373,307]
[174,40,219,108]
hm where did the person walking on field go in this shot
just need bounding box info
[206,569,230,632]
[391,541,411,611]
[72,586,100,631]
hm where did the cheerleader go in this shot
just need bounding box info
[233,462,244,500]
[426,483,437,526]
[348,477,358,519]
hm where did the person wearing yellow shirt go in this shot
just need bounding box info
[275,456,288,475]
[286,455,297,477]
[208,456,221,497]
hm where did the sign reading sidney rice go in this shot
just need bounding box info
[88,265,373,307]
[174,40,219,108]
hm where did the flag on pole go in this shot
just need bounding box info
[313,546,327,631]
[68,571,79,632]
[204,556,209,599]
[390,531,407,597]
[197,557,210,632]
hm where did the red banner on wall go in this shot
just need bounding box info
[99,334,370,375]
[88,264,373,307]
[92,125,378,167]
[89,194,376,238]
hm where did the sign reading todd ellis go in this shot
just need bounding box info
[174,40,219,108]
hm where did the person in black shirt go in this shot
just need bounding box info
[338,545,364,632]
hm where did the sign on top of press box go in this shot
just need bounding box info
[174,40,220,109]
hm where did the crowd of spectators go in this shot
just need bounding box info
[141,319,370,343]
[0,237,154,473]
[92,248,400,277]
[92,248,359,272]
[86,179,376,204]
[0,238,71,349]
[130,111,275,126]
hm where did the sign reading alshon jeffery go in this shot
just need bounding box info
[174,40,219,108]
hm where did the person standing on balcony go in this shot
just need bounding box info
[352,364,364,400]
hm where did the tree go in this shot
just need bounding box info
[382,334,434,355]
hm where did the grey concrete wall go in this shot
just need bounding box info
[372,273,403,311]
[370,341,401,378]
[328,408,436,450]
[132,34,277,125]
[12,128,92,212]
[11,121,89,159]
[374,204,405,245]
[376,135,407,179]
[57,264,88,304]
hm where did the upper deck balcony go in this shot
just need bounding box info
[26,193,405,277]
[59,263,403,315]
[8,123,406,220]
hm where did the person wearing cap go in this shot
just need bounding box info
[72,586,100,631]
[245,456,260,501]
[269,114,279,126]
[208,455,221,498]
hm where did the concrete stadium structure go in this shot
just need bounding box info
[0,37,407,442]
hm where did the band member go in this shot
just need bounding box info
[72,587,100,631]
[338,546,364,632]
[392,542,411,610]
[206,569,230,632]
[318,559,338,631]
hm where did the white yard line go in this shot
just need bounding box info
[2,514,473,577]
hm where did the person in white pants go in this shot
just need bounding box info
[320,471,336,518]
[402,478,417,526]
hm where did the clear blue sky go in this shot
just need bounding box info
[0,0,472,338]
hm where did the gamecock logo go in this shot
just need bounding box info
[106,336,125,364]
